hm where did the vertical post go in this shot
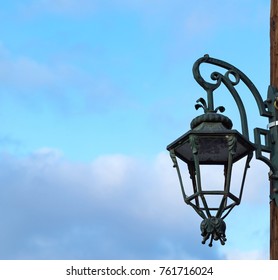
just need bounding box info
[271,0,278,86]
[270,0,278,260]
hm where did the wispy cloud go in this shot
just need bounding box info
[0,150,225,259]
[0,149,268,259]
[224,249,268,260]
[0,48,55,90]
[0,43,129,115]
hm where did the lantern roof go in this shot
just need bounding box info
[167,113,256,164]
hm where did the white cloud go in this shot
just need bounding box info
[90,154,136,190]
[242,160,269,204]
[224,249,268,260]
[0,43,128,115]
[0,44,65,90]
[0,149,217,259]
[0,148,269,259]
[0,44,94,96]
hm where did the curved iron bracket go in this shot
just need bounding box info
[193,54,272,140]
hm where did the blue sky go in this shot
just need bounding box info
[0,0,272,259]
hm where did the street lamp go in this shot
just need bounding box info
[167,54,278,247]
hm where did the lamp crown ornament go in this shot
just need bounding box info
[194,97,225,114]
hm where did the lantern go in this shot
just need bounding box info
[167,109,255,246]
[166,54,278,247]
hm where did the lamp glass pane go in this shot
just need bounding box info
[199,165,226,192]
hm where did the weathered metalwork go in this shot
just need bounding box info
[168,111,255,246]
[192,54,272,139]
[167,54,278,246]
[200,217,226,247]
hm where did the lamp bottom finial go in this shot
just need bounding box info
[200,217,227,247]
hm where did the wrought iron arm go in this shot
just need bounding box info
[192,54,272,140]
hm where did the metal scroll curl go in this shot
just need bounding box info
[192,54,271,140]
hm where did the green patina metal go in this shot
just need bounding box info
[167,54,278,246]
[167,112,255,246]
